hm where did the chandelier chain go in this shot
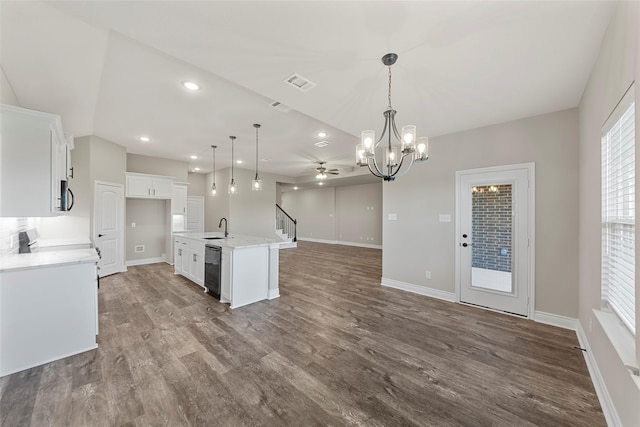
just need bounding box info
[387,65,393,110]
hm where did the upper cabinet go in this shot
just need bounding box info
[125,173,174,199]
[0,104,73,217]
[172,183,188,215]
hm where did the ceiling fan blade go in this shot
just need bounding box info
[327,171,339,175]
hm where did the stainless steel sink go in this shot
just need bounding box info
[203,236,232,240]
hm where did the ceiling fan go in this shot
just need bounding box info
[315,161,339,180]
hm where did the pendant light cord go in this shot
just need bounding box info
[387,65,393,110]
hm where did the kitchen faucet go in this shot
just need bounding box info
[218,217,228,237]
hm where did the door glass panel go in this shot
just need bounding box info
[471,184,513,292]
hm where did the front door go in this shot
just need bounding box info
[94,181,124,277]
[456,164,534,317]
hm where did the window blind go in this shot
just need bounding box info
[601,88,635,336]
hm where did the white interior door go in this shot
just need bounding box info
[95,181,124,277]
[456,164,534,317]
[187,196,205,232]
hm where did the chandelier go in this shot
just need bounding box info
[252,123,263,191]
[356,53,429,181]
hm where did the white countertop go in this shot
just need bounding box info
[176,232,282,249]
[0,249,99,272]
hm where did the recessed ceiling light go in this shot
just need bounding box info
[317,132,327,138]
[194,167,200,171]
[293,186,298,190]
[318,182,324,186]
[139,136,150,142]
[236,160,243,164]
[182,81,200,91]
[190,155,198,160]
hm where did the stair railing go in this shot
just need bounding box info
[276,204,297,242]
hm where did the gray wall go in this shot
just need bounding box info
[126,198,166,261]
[281,182,383,246]
[578,2,639,424]
[188,172,206,197]
[383,108,579,318]
[127,153,188,182]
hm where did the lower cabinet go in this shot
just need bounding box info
[174,237,204,287]
[0,261,98,377]
[188,248,204,286]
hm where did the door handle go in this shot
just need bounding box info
[461,242,473,247]
[98,234,105,238]
[193,254,197,262]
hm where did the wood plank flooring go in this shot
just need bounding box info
[1,241,605,426]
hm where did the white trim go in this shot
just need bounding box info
[454,162,536,319]
[297,237,382,249]
[533,311,578,330]
[268,289,280,300]
[576,323,622,427]
[126,257,165,267]
[337,240,382,249]
[279,242,297,249]
[297,237,337,244]
[381,278,456,303]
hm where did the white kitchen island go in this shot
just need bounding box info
[173,232,281,309]
[0,248,100,377]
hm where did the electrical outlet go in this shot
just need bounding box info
[135,245,144,253]
[131,222,136,228]
[425,271,432,279]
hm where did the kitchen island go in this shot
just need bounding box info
[0,248,100,377]
[173,232,281,309]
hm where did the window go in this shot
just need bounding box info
[602,84,635,335]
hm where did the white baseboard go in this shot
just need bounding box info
[268,289,280,300]
[336,240,382,249]
[125,257,165,267]
[533,311,578,330]
[297,237,381,249]
[297,237,337,244]
[279,242,297,249]
[381,278,456,303]
[576,323,622,427]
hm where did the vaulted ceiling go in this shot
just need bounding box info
[0,1,614,179]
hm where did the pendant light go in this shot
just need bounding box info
[356,53,429,181]
[210,145,217,196]
[252,123,263,191]
[228,136,238,195]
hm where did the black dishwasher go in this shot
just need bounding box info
[204,245,222,298]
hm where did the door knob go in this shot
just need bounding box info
[462,243,468,247]
[462,234,468,238]
[98,234,105,237]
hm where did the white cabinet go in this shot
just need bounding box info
[125,173,174,199]
[174,237,204,287]
[188,247,205,286]
[0,261,98,377]
[172,184,188,215]
[0,104,73,217]
[174,237,188,275]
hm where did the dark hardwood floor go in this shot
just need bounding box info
[1,241,605,426]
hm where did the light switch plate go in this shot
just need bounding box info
[388,213,397,221]
[439,214,451,222]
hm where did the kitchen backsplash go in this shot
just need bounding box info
[0,217,39,255]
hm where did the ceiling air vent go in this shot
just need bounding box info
[314,141,330,148]
[283,73,316,92]
[270,100,291,112]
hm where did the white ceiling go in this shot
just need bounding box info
[0,1,614,180]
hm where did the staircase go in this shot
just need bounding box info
[276,204,297,248]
